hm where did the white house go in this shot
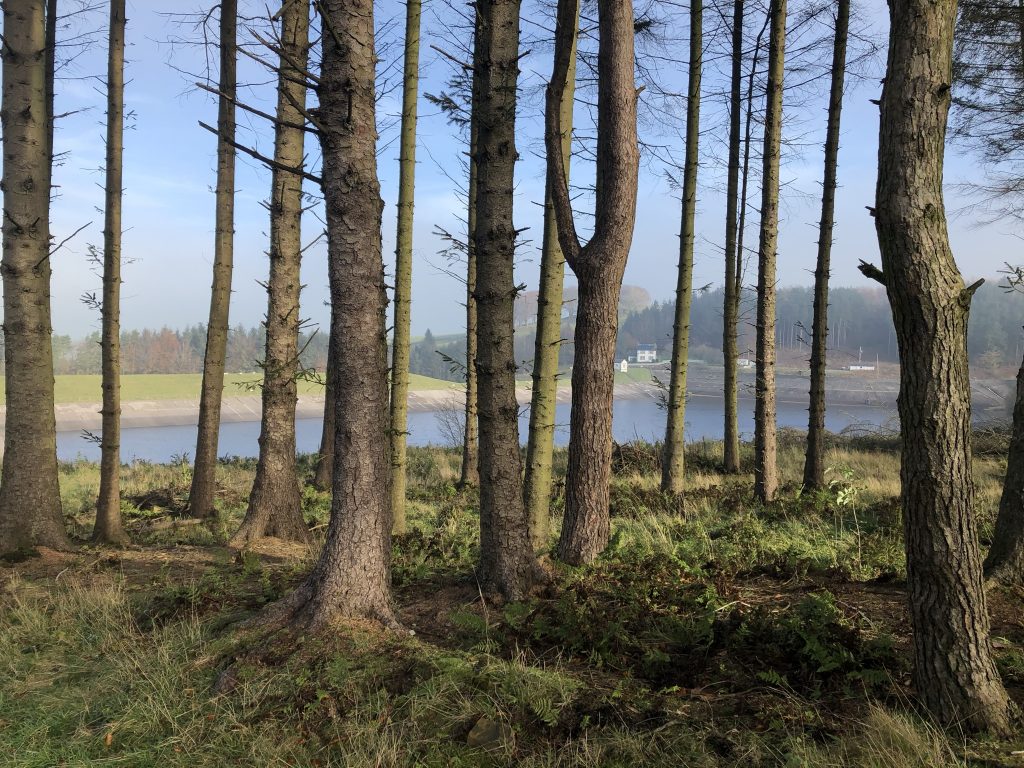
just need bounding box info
[619,359,629,373]
[636,344,658,364]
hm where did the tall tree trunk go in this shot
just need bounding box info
[721,0,743,474]
[662,0,702,498]
[189,0,237,519]
[548,0,640,566]
[460,14,482,491]
[313,319,336,492]
[0,0,69,554]
[524,1,578,552]
[985,351,1024,583]
[95,0,128,545]
[734,15,768,373]
[868,0,1012,735]
[472,0,536,600]
[43,0,57,195]
[754,0,785,504]
[802,0,849,492]
[389,0,422,536]
[230,0,310,548]
[260,0,395,629]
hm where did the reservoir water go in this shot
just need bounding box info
[55,394,899,463]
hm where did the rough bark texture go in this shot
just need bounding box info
[313,319,336,492]
[230,0,310,548]
[389,0,422,536]
[524,2,577,552]
[754,0,785,505]
[190,0,237,519]
[460,14,481,491]
[872,0,1012,735]
[95,0,128,545]
[548,0,639,566]
[662,0,702,498]
[721,0,743,475]
[0,0,69,554]
[803,0,849,492]
[265,0,395,629]
[985,352,1024,583]
[43,0,56,195]
[472,0,535,600]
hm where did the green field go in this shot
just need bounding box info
[0,373,460,405]
[614,366,654,385]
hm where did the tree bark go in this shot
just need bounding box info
[734,14,768,392]
[472,0,536,600]
[985,351,1024,583]
[524,1,577,553]
[662,0,702,499]
[389,0,422,536]
[460,13,482,491]
[95,0,128,545]
[230,0,310,549]
[754,0,785,505]
[313,319,336,492]
[189,0,237,519]
[263,0,395,629]
[0,0,69,554]
[803,0,849,492]
[43,0,56,197]
[872,0,1012,735]
[721,0,743,475]
[548,0,640,566]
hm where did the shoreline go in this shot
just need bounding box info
[0,368,1010,434]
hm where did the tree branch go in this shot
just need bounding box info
[857,259,886,285]
[198,121,322,184]
[194,81,316,133]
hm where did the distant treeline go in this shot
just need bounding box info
[623,283,1024,369]
[419,283,1024,382]
[30,326,331,376]
[15,283,1021,379]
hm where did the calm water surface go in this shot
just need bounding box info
[55,394,898,463]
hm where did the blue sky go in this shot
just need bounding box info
[40,0,1024,340]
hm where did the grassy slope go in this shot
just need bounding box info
[0,373,460,405]
[1,438,1022,766]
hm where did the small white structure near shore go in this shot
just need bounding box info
[636,344,658,363]
[619,359,629,373]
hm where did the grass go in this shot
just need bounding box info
[1,437,1022,766]
[614,366,655,384]
[0,373,460,405]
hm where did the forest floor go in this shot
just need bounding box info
[1,435,1024,766]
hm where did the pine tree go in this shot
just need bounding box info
[661,0,703,499]
[0,0,69,554]
[548,0,640,565]
[753,0,785,504]
[389,0,423,534]
[190,0,237,519]
[524,0,578,552]
[230,0,311,548]
[864,0,1012,734]
[95,0,128,544]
